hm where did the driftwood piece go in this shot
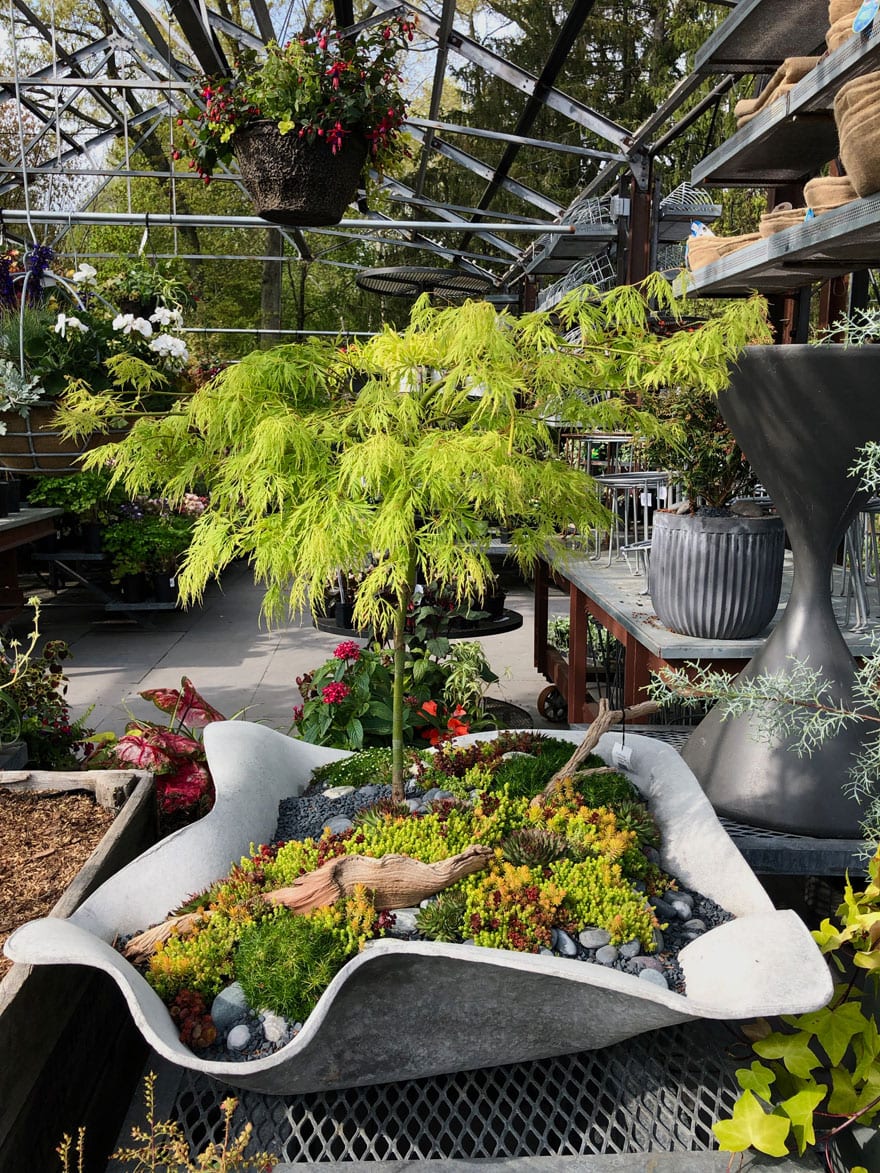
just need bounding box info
[267,844,493,913]
[530,698,660,807]
[122,845,494,963]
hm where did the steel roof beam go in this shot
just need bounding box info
[406,124,562,217]
[168,0,229,74]
[375,0,630,150]
[407,117,625,161]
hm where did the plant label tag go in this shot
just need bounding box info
[170,578,176,587]
[657,485,667,501]
[854,0,878,32]
[612,742,632,769]
[640,492,653,507]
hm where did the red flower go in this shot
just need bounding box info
[447,717,469,738]
[322,681,351,704]
[421,699,439,717]
[333,640,361,661]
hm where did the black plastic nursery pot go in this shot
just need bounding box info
[0,772,156,1173]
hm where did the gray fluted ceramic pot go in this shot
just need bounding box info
[649,511,784,640]
[683,345,880,837]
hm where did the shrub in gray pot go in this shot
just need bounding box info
[640,380,784,640]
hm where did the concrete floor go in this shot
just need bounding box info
[15,558,570,739]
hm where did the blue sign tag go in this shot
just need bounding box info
[854,0,879,33]
[805,208,815,220]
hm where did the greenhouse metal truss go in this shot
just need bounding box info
[0,0,736,295]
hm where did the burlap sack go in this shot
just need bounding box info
[827,12,859,51]
[734,57,819,127]
[804,174,859,209]
[759,205,808,236]
[687,233,762,271]
[828,0,860,22]
[834,72,880,196]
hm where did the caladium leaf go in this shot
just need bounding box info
[140,676,225,727]
[113,734,172,772]
[157,761,213,814]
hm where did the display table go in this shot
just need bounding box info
[534,551,880,723]
[0,507,62,621]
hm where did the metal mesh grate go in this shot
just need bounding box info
[160,1022,740,1163]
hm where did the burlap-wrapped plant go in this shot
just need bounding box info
[686,232,762,271]
[834,72,880,197]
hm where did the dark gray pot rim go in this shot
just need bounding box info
[653,511,783,536]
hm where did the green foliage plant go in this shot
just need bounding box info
[234,906,363,1022]
[185,16,415,182]
[25,469,127,524]
[0,598,92,767]
[72,279,769,801]
[58,1070,278,1171]
[710,851,880,1168]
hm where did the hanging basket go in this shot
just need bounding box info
[0,404,130,474]
[233,122,369,226]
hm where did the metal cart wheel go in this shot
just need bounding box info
[537,685,568,723]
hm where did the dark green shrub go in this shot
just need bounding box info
[575,769,639,808]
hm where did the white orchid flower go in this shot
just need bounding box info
[54,313,89,338]
[71,263,97,287]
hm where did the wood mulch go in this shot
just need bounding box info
[0,789,115,980]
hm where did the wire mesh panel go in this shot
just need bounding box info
[159,1022,740,1163]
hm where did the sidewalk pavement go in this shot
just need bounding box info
[17,560,569,738]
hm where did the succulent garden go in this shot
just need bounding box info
[119,731,732,1062]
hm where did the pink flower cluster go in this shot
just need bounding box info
[322,681,351,705]
[333,640,361,661]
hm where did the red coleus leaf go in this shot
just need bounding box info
[140,676,225,728]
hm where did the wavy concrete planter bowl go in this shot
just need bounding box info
[5,723,832,1095]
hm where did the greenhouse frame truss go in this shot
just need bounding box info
[0,0,739,301]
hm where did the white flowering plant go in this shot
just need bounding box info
[0,260,192,432]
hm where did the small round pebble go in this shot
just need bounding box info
[405,798,422,812]
[227,1024,251,1050]
[260,1011,289,1044]
[322,786,355,800]
[324,815,353,834]
[579,927,611,949]
[211,983,249,1034]
[652,928,665,951]
[628,956,664,974]
[539,947,554,956]
[649,897,675,921]
[673,890,694,909]
[670,900,693,920]
[552,929,578,958]
[682,918,707,933]
[388,908,420,937]
[619,939,642,960]
[595,945,619,965]
[638,968,669,990]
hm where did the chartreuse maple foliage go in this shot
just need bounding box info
[66,280,769,796]
[713,850,880,1168]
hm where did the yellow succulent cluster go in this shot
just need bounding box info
[148,909,242,1001]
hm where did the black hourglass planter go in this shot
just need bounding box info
[682,345,880,837]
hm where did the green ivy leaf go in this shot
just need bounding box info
[778,1086,826,1156]
[851,1013,880,1083]
[795,1001,871,1066]
[754,1031,822,1079]
[736,1061,776,1101]
[712,1090,790,1156]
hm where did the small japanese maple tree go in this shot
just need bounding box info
[72,278,769,800]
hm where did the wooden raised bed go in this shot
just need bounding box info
[0,770,155,1173]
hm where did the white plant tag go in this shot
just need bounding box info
[657,485,668,501]
[612,742,632,769]
[640,492,653,507]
